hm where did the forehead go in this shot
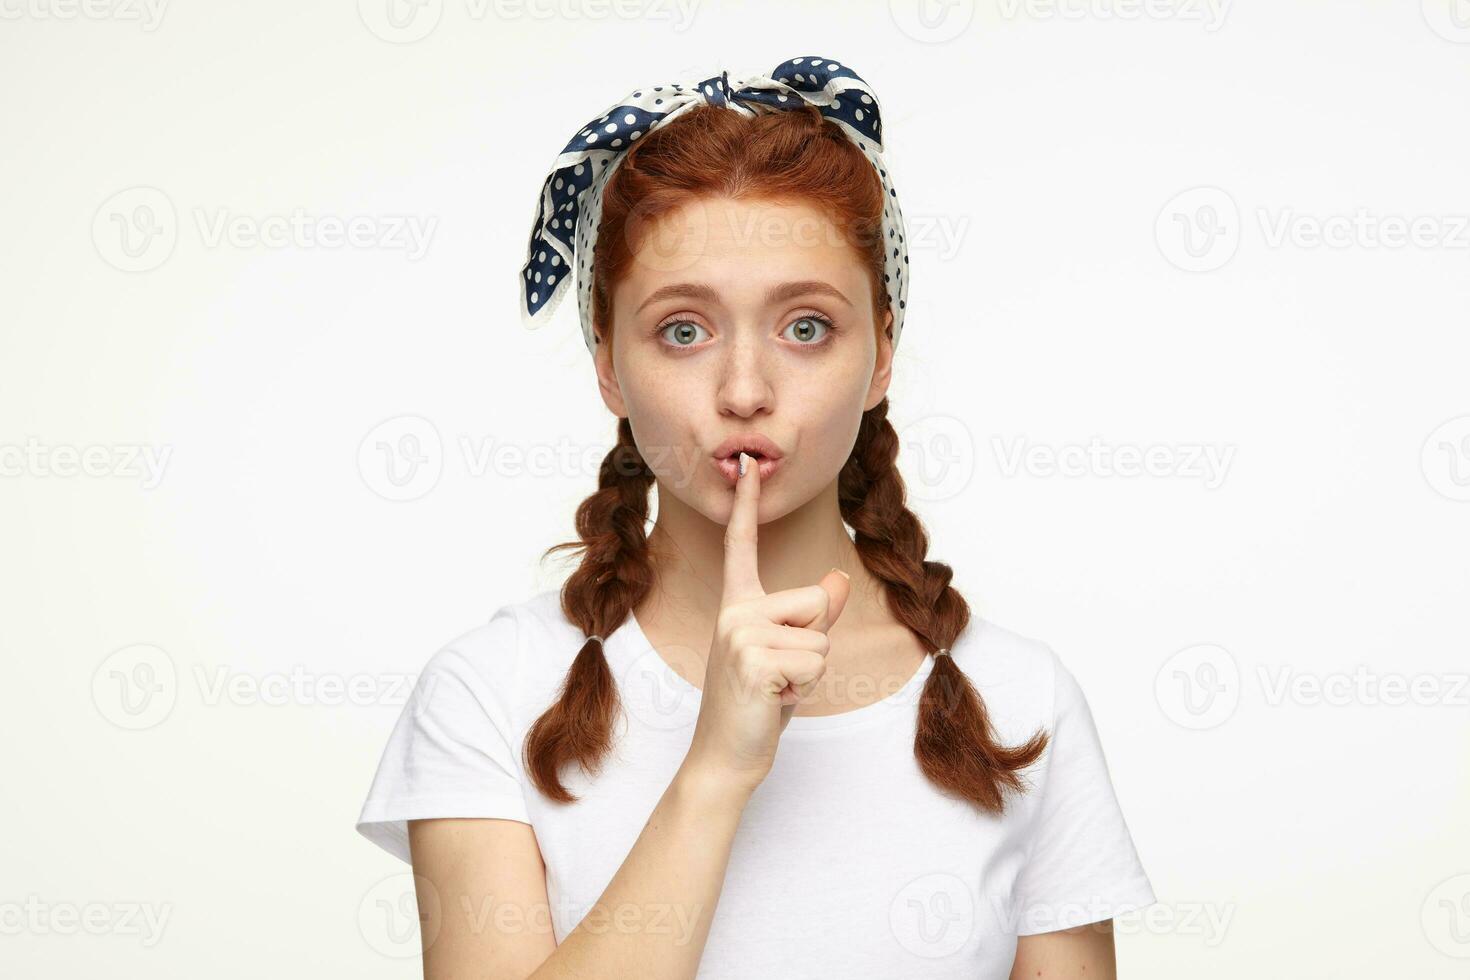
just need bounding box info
[614,195,867,307]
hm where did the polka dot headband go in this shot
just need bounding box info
[518,55,910,356]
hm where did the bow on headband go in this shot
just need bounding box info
[517,55,910,357]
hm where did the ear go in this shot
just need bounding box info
[592,324,629,418]
[864,307,895,411]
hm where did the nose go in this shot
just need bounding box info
[715,337,774,419]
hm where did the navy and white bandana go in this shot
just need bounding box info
[517,55,910,356]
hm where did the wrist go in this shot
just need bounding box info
[673,758,758,813]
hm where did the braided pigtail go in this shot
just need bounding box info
[839,398,1050,815]
[523,418,656,804]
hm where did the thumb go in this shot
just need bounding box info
[779,568,852,720]
[815,567,851,632]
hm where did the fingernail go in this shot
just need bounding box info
[831,566,849,580]
[738,451,747,476]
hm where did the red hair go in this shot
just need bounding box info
[525,102,1049,815]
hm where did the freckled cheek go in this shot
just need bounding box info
[618,353,680,410]
[803,417,854,467]
[791,383,867,466]
[619,380,705,480]
[630,370,708,428]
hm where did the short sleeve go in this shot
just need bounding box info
[1011,647,1156,935]
[355,606,531,863]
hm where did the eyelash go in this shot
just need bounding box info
[652,311,839,351]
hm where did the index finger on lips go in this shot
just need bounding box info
[722,451,764,602]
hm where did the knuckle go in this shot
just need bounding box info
[731,643,762,675]
[791,626,828,655]
[797,653,827,687]
[715,605,749,639]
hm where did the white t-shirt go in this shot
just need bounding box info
[356,588,1156,978]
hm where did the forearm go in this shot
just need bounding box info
[528,762,752,980]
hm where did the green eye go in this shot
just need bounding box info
[783,315,833,344]
[659,321,709,346]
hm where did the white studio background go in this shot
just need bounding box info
[2,2,1467,977]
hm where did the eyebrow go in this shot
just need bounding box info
[634,279,854,314]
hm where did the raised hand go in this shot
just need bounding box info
[683,451,851,793]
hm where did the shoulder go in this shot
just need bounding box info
[948,614,1062,695]
[945,615,1071,742]
[413,587,583,728]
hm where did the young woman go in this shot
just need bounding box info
[357,56,1155,979]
